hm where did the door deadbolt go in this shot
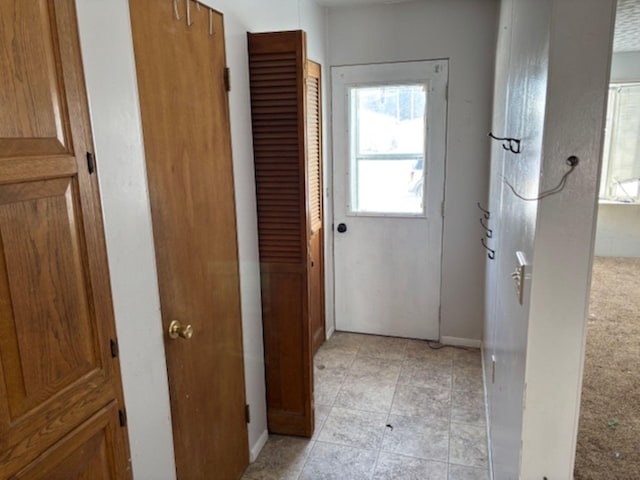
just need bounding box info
[337,223,347,233]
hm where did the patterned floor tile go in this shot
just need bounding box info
[317,407,387,450]
[448,464,490,480]
[299,442,377,480]
[398,359,452,390]
[334,379,396,413]
[373,452,447,480]
[242,435,314,480]
[357,335,409,361]
[449,422,488,468]
[381,414,449,462]
[347,355,403,384]
[451,389,485,426]
[391,383,451,419]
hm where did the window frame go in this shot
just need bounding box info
[346,82,429,218]
[599,82,640,204]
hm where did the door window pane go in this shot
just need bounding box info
[348,84,427,215]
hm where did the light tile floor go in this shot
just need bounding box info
[242,332,489,480]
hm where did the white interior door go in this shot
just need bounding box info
[332,60,447,340]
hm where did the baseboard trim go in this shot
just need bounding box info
[440,336,482,348]
[249,429,269,463]
[325,325,336,340]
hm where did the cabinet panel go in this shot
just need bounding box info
[0,1,130,477]
[10,403,123,480]
[0,0,69,156]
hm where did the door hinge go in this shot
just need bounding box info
[86,152,95,174]
[245,404,251,423]
[118,409,127,427]
[110,338,119,358]
[224,67,231,92]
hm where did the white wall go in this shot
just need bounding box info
[76,0,328,477]
[484,0,615,478]
[326,0,499,342]
[75,1,176,478]
[483,1,551,477]
[594,51,640,258]
[595,203,640,257]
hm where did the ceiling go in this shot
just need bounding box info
[316,0,640,53]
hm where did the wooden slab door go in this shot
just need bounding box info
[0,1,131,478]
[129,1,249,479]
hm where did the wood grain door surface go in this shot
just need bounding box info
[0,1,131,478]
[306,60,325,356]
[248,30,317,438]
[129,1,249,479]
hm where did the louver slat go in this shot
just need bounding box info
[306,65,322,233]
[249,48,303,263]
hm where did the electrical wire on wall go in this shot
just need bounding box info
[503,155,580,201]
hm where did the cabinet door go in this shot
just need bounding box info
[0,1,130,478]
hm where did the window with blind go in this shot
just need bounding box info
[600,83,640,203]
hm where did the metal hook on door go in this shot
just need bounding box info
[209,8,215,35]
[173,0,182,20]
[481,238,495,260]
[186,0,192,26]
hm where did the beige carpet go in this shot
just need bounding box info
[574,257,640,480]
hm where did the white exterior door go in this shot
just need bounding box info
[332,60,447,340]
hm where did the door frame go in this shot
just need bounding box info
[329,60,448,340]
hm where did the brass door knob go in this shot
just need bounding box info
[168,320,193,340]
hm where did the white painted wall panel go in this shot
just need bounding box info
[484,1,552,477]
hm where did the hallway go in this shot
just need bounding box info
[242,332,489,479]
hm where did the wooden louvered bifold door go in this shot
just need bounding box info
[248,30,315,437]
[306,60,325,355]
